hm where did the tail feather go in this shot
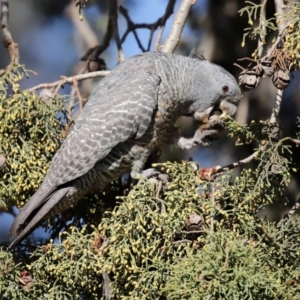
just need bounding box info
[9,187,70,249]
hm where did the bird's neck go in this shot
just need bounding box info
[155,57,199,116]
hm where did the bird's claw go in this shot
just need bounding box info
[178,116,226,150]
[132,168,169,186]
[178,129,219,149]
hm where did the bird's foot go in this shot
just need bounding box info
[178,129,219,149]
[178,117,226,150]
[131,168,169,186]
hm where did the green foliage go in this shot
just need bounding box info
[2,2,300,299]
[164,218,300,300]
[0,64,67,208]
[281,2,300,69]
[239,1,276,48]
[1,156,300,299]
[226,117,277,145]
[239,0,300,69]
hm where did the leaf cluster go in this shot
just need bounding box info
[1,154,300,299]
[0,64,67,208]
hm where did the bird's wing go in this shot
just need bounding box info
[48,55,160,187]
[9,54,161,245]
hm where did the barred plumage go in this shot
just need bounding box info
[9,51,241,248]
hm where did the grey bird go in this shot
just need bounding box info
[9,51,241,248]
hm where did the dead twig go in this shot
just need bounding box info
[27,70,110,92]
[72,77,84,113]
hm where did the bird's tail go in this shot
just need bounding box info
[9,187,70,249]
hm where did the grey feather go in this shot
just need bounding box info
[189,48,206,60]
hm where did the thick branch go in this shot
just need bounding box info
[257,0,267,58]
[160,0,196,53]
[0,0,19,76]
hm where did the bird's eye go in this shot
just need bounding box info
[222,85,229,93]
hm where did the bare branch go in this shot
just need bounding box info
[269,89,283,139]
[215,150,259,174]
[214,135,300,176]
[155,25,165,51]
[153,0,176,50]
[264,25,288,60]
[160,0,196,53]
[72,78,84,113]
[119,6,146,52]
[267,0,288,139]
[119,0,176,52]
[81,1,115,61]
[257,0,267,58]
[110,0,125,62]
[277,201,300,228]
[0,0,19,75]
[274,0,286,32]
[27,70,110,92]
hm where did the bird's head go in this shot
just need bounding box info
[186,58,242,121]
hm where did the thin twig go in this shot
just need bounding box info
[161,0,197,53]
[180,230,204,234]
[72,78,84,113]
[64,2,99,49]
[274,0,286,32]
[155,25,165,50]
[210,184,215,233]
[27,70,110,92]
[268,0,288,139]
[172,239,192,244]
[215,151,259,174]
[119,6,146,52]
[68,86,76,121]
[155,0,176,50]
[277,201,300,228]
[269,89,283,139]
[110,0,125,62]
[265,25,288,58]
[119,0,176,52]
[81,1,115,61]
[215,136,300,175]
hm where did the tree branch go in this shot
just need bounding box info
[27,70,110,92]
[81,0,115,61]
[119,6,146,52]
[0,0,19,75]
[119,0,176,52]
[257,0,267,58]
[110,0,125,62]
[154,0,177,50]
[160,0,196,53]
